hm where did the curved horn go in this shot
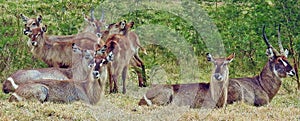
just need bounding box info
[100,9,105,22]
[263,25,280,56]
[262,25,271,48]
[277,24,285,54]
[90,8,95,21]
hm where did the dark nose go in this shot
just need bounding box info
[2,88,9,94]
[214,73,222,81]
[93,71,99,78]
[32,42,37,46]
[288,69,296,76]
[96,33,102,38]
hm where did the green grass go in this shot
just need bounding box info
[0,0,300,120]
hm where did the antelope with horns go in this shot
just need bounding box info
[2,43,95,94]
[8,48,113,105]
[83,10,148,91]
[25,25,99,68]
[226,25,295,106]
[138,53,235,108]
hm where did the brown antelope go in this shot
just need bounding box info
[25,25,99,68]
[20,14,42,35]
[83,11,148,90]
[2,43,95,94]
[21,13,100,44]
[226,25,295,106]
[8,48,113,104]
[82,8,106,39]
[138,53,235,108]
[20,13,102,69]
[103,33,143,94]
[107,20,147,87]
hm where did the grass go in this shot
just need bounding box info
[0,0,300,120]
[1,83,300,120]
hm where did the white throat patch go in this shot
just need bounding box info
[7,77,19,89]
[143,94,152,106]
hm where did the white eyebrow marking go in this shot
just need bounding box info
[7,77,19,89]
[280,58,288,66]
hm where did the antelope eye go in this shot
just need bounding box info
[32,23,36,26]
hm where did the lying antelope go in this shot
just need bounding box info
[226,25,295,106]
[8,48,113,105]
[138,53,235,108]
[2,43,94,94]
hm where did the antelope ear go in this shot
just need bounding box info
[107,51,114,62]
[226,53,235,63]
[284,49,289,58]
[107,23,115,30]
[120,20,126,29]
[37,15,42,24]
[72,43,82,54]
[83,13,89,22]
[20,14,29,22]
[128,21,134,28]
[94,43,101,50]
[23,28,31,35]
[206,53,214,62]
[42,25,47,32]
[266,48,275,60]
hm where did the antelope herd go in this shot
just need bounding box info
[1,9,296,108]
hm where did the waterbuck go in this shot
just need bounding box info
[83,10,148,91]
[21,13,100,44]
[2,43,95,94]
[138,53,235,108]
[226,25,295,106]
[103,33,142,94]
[25,25,99,68]
[8,49,113,105]
[20,14,42,34]
[107,20,147,87]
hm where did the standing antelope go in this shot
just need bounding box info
[103,33,141,94]
[83,11,148,91]
[107,20,147,87]
[25,25,98,68]
[138,53,235,108]
[226,25,295,106]
[8,49,113,105]
[20,13,101,68]
[2,43,95,94]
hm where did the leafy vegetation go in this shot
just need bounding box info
[0,0,299,120]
